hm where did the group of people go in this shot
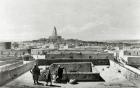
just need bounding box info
[30,64,64,86]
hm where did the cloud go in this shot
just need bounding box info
[0,0,140,41]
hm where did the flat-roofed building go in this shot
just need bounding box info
[0,42,11,50]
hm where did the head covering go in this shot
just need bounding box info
[33,64,37,68]
[46,66,50,70]
[58,65,61,67]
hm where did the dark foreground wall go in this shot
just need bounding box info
[50,62,92,74]
[63,72,102,81]
[36,59,110,66]
[39,72,102,82]
[0,61,34,86]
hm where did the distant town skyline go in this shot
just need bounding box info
[0,0,140,41]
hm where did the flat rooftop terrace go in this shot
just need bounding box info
[1,65,137,88]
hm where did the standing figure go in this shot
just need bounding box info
[57,65,64,82]
[45,66,52,86]
[30,64,40,85]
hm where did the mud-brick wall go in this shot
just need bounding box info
[62,72,101,81]
[110,60,140,83]
[50,62,92,74]
[45,53,114,60]
[39,72,101,82]
[36,59,110,66]
[0,61,34,86]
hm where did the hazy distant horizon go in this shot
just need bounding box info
[0,0,140,41]
[1,37,140,43]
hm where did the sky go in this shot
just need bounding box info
[0,0,140,41]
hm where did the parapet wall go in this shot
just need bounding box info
[50,62,92,74]
[0,60,20,66]
[45,53,114,59]
[110,60,140,84]
[36,59,110,66]
[0,61,34,86]
[0,61,23,72]
[63,72,102,81]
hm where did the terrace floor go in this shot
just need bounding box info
[1,65,137,88]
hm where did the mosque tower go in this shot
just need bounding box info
[49,26,63,43]
[52,26,57,36]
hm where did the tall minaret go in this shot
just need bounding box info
[52,26,57,36]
